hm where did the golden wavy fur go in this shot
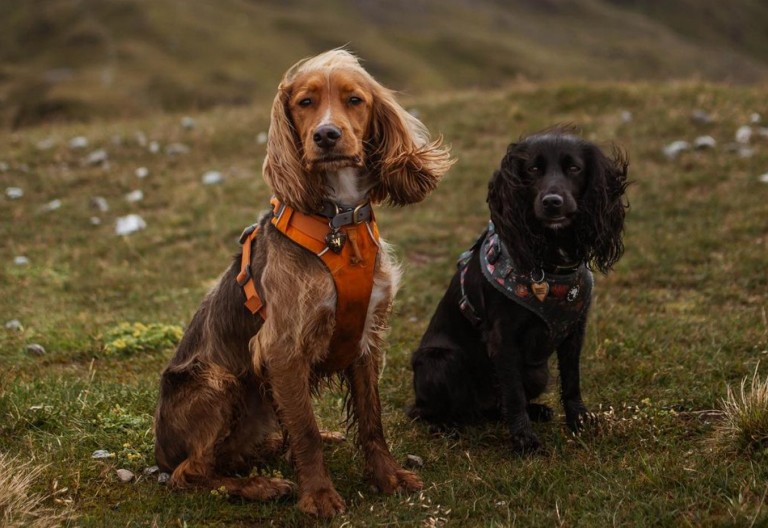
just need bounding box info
[154,49,454,518]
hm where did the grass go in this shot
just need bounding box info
[1,80,768,526]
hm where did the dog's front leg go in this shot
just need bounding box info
[489,321,541,453]
[346,354,423,494]
[557,320,592,432]
[269,354,346,518]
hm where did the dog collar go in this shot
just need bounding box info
[316,200,374,229]
[458,222,593,344]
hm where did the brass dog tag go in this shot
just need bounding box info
[531,281,549,302]
[325,229,347,254]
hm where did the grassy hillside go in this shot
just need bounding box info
[1,0,768,128]
[1,80,768,525]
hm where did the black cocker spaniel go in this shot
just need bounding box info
[409,129,629,452]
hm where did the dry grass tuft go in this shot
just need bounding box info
[717,365,768,452]
[0,453,74,528]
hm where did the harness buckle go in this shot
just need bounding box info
[238,223,258,244]
[236,264,252,287]
[352,203,366,224]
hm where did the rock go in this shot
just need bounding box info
[148,141,160,154]
[85,149,108,166]
[201,170,223,185]
[256,132,268,145]
[690,110,713,126]
[91,196,110,213]
[40,199,62,213]
[91,449,113,459]
[750,113,762,124]
[143,466,159,476]
[693,136,716,150]
[135,167,149,179]
[90,216,102,226]
[181,116,196,130]
[115,214,147,236]
[662,140,690,160]
[620,110,632,124]
[68,136,89,149]
[124,190,144,203]
[165,143,190,156]
[6,187,24,199]
[5,320,23,331]
[0,161,9,172]
[14,256,29,266]
[116,469,134,483]
[759,173,768,184]
[736,126,752,144]
[36,138,57,151]
[404,454,424,468]
[26,344,46,356]
[157,472,170,485]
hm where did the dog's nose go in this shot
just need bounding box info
[313,125,342,149]
[542,194,564,210]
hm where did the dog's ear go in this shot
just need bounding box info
[487,143,541,273]
[262,81,324,214]
[579,144,629,272]
[366,86,454,206]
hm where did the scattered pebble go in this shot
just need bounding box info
[693,136,716,150]
[116,469,134,483]
[92,449,114,459]
[759,173,768,184]
[135,167,149,179]
[135,131,148,147]
[26,343,46,357]
[662,140,690,160]
[115,214,147,236]
[181,116,196,130]
[143,466,159,476]
[85,149,108,166]
[40,199,62,213]
[750,113,762,124]
[90,216,102,226]
[620,110,632,124]
[0,161,9,172]
[14,256,29,266]
[5,187,23,199]
[405,454,424,468]
[5,320,23,332]
[256,132,268,145]
[125,190,144,203]
[165,143,190,156]
[68,136,89,149]
[690,110,713,126]
[157,472,170,485]
[91,196,110,213]
[148,141,160,154]
[735,126,752,144]
[36,138,56,151]
[201,170,223,185]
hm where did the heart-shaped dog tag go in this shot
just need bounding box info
[325,229,347,254]
[531,281,549,302]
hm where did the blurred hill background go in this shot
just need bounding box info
[2,0,768,129]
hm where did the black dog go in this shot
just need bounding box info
[409,130,628,452]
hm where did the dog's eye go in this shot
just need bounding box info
[348,96,363,105]
[298,98,313,107]
[568,165,582,174]
[527,166,540,175]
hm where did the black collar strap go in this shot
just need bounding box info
[317,200,374,229]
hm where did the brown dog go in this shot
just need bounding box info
[154,49,454,518]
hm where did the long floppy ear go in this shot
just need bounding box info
[486,142,542,274]
[576,144,629,273]
[366,86,455,206]
[261,80,324,214]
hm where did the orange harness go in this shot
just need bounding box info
[237,198,380,371]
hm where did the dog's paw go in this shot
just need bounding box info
[241,476,296,501]
[526,403,554,423]
[371,468,424,495]
[297,487,346,518]
[509,429,541,454]
[564,400,596,433]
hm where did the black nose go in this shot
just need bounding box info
[313,125,342,149]
[542,194,564,210]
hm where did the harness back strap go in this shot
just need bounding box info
[237,224,266,318]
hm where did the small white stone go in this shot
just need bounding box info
[91,196,110,213]
[135,167,149,179]
[68,136,89,149]
[5,187,23,199]
[5,320,23,331]
[750,113,762,124]
[736,126,752,144]
[662,140,690,160]
[693,136,716,150]
[26,343,46,356]
[90,216,102,226]
[690,110,713,126]
[135,132,148,147]
[36,138,56,151]
[157,472,170,484]
[125,190,144,203]
[14,256,29,266]
[115,214,147,236]
[41,199,62,212]
[759,173,768,184]
[201,170,223,185]
[620,110,632,124]
[85,149,108,166]
[91,449,114,459]
[165,143,190,156]
[116,469,135,483]
[256,132,268,145]
[143,466,159,476]
[149,141,160,154]
[404,454,424,468]
[0,162,9,172]
[181,116,196,130]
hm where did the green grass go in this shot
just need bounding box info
[2,81,768,526]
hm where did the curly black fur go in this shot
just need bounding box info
[409,130,629,453]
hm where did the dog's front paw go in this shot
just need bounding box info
[372,467,424,495]
[509,429,541,454]
[240,476,296,501]
[564,400,595,433]
[297,487,346,518]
